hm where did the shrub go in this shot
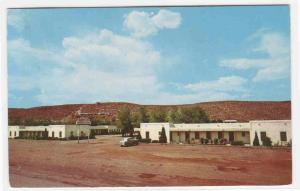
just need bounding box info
[159,127,167,143]
[140,138,151,143]
[253,131,260,146]
[89,130,96,139]
[200,138,209,144]
[190,138,195,144]
[219,138,228,145]
[200,138,204,144]
[151,140,159,143]
[204,138,209,144]
[69,135,76,140]
[136,132,142,140]
[231,141,244,146]
[213,138,219,145]
[262,136,272,147]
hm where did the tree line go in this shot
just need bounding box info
[117,106,210,136]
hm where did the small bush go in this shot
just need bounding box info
[69,135,76,140]
[205,138,209,144]
[136,132,142,140]
[139,138,151,143]
[231,141,244,146]
[262,136,272,147]
[151,140,159,143]
[219,138,228,145]
[213,138,219,145]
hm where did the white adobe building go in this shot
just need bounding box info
[8,125,120,139]
[136,120,291,146]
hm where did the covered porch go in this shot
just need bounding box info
[170,130,250,145]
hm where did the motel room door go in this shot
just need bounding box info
[229,132,234,142]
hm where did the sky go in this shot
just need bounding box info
[7,6,291,108]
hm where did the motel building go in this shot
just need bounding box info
[8,116,121,139]
[136,120,291,146]
[8,124,121,139]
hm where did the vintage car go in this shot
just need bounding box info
[120,137,139,147]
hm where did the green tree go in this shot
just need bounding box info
[117,106,133,137]
[131,112,139,129]
[149,108,167,122]
[180,107,209,123]
[138,106,149,123]
[159,127,167,143]
[253,131,260,146]
[167,108,179,123]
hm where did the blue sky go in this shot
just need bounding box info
[7,6,291,108]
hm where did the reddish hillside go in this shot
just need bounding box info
[8,101,291,124]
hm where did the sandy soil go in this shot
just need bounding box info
[9,135,292,187]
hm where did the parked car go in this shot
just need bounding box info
[120,137,139,147]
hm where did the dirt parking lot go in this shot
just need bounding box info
[9,135,292,187]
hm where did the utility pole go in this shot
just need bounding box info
[77,124,79,144]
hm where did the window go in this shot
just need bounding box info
[59,131,62,138]
[9,131,11,136]
[14,131,16,136]
[52,131,54,137]
[206,132,211,139]
[170,132,173,141]
[260,132,266,140]
[146,131,150,139]
[218,132,223,139]
[195,132,200,139]
[280,132,287,141]
[241,132,246,137]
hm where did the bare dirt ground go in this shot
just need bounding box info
[9,135,292,187]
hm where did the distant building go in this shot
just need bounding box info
[8,125,120,139]
[135,120,291,146]
[76,117,92,125]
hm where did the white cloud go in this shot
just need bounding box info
[123,9,181,38]
[7,9,27,31]
[184,76,248,92]
[62,29,161,75]
[152,9,182,29]
[9,36,248,105]
[9,10,252,106]
[8,32,166,105]
[220,30,290,82]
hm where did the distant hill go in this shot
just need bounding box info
[8,101,291,125]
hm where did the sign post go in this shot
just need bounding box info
[76,116,91,144]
